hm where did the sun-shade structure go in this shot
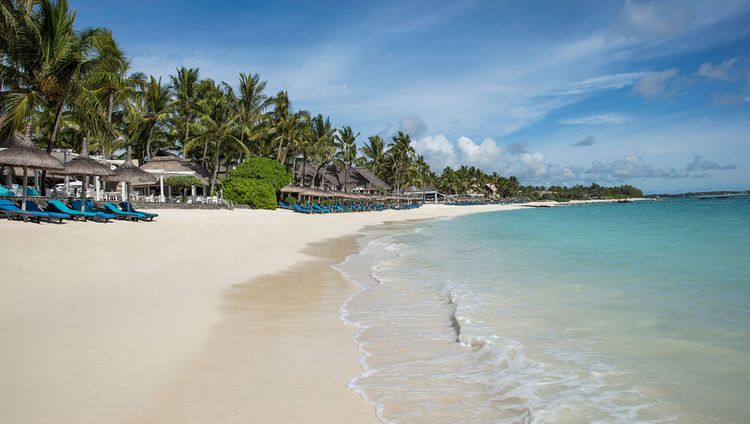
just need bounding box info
[105,147,157,211]
[64,137,114,212]
[0,127,64,210]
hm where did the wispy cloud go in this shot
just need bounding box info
[632,69,681,98]
[559,113,630,125]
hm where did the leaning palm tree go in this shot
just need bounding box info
[82,29,142,158]
[0,0,106,149]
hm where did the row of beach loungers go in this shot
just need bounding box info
[278,201,422,214]
[0,199,158,224]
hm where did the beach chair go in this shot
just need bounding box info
[99,202,146,221]
[292,204,312,214]
[70,200,119,222]
[0,199,64,223]
[0,186,15,197]
[25,201,71,221]
[0,199,38,222]
[118,202,159,220]
[47,199,111,222]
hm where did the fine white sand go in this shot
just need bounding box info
[0,203,533,424]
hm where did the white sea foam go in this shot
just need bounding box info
[335,224,673,424]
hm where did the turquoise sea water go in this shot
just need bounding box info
[338,197,750,423]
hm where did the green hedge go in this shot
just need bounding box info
[223,178,277,209]
[165,175,204,189]
[227,157,291,190]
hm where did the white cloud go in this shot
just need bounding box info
[561,72,645,95]
[416,133,739,186]
[632,69,680,98]
[413,134,457,170]
[456,137,503,168]
[558,113,630,125]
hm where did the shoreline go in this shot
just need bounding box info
[0,201,628,423]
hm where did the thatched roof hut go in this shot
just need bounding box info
[106,147,157,185]
[140,152,211,185]
[62,138,113,177]
[0,129,64,171]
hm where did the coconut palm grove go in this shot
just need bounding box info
[0,0,642,209]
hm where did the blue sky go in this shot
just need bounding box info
[74,0,750,193]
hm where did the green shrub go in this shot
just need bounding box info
[227,157,291,190]
[284,196,298,204]
[165,175,203,189]
[223,178,277,209]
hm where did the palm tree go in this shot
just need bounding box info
[360,135,385,192]
[185,81,246,195]
[170,67,200,158]
[0,0,107,147]
[136,76,173,161]
[334,126,360,192]
[385,131,416,194]
[235,72,271,160]
[309,116,336,188]
[267,91,308,164]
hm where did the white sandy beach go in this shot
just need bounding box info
[0,203,539,424]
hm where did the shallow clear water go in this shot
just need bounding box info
[337,197,750,423]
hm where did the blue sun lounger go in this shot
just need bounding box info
[0,199,64,223]
[98,202,146,221]
[25,201,71,222]
[70,200,118,222]
[118,202,158,220]
[47,199,112,222]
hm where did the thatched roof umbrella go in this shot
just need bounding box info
[64,137,114,212]
[0,126,64,210]
[105,147,157,211]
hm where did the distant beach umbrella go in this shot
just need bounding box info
[0,125,64,210]
[105,147,157,211]
[64,137,114,212]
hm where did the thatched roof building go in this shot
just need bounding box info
[140,151,212,185]
[295,163,389,194]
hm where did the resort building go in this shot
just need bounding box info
[401,185,446,202]
[295,163,390,194]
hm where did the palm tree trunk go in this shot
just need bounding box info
[40,102,65,190]
[344,164,350,192]
[298,153,307,186]
[237,126,245,163]
[46,103,65,154]
[182,115,191,159]
[276,137,285,163]
[202,138,209,168]
[209,139,222,197]
[106,92,114,158]
[280,147,289,166]
[146,124,156,160]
